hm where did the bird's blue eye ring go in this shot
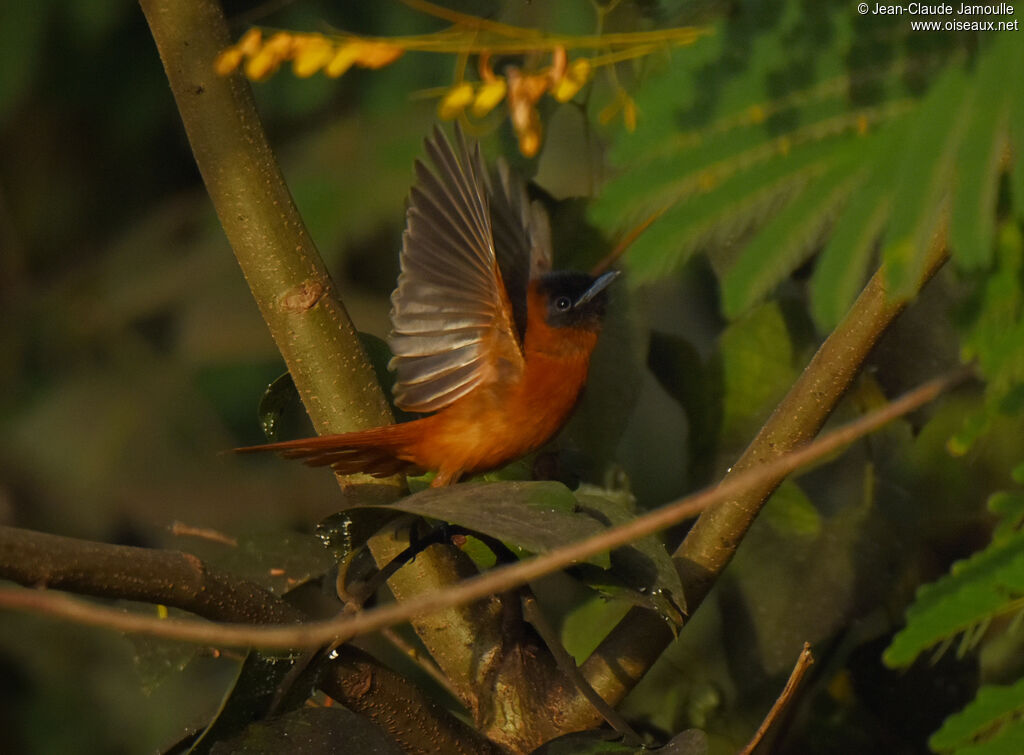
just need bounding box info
[555,296,572,311]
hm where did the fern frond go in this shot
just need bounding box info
[721,145,867,317]
[884,523,1024,669]
[929,678,1024,754]
[950,35,1016,271]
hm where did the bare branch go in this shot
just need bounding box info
[739,642,815,755]
[580,246,950,715]
[0,368,965,649]
[139,0,394,441]
[0,525,499,754]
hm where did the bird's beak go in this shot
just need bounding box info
[575,270,621,306]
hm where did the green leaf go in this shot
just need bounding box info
[989,490,1024,543]
[717,301,798,445]
[722,144,866,317]
[191,651,311,754]
[762,479,822,538]
[809,120,907,331]
[129,618,200,695]
[949,36,1015,270]
[956,222,1024,453]
[256,332,409,442]
[257,372,312,443]
[647,330,723,486]
[658,729,709,755]
[883,528,1024,668]
[215,531,337,597]
[1007,38,1024,224]
[574,484,687,620]
[929,678,1024,754]
[209,706,405,755]
[530,730,640,754]
[882,64,972,299]
[358,481,611,567]
[602,138,842,285]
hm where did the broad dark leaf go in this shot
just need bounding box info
[209,706,404,755]
[658,730,709,755]
[216,531,336,597]
[257,372,313,443]
[530,729,638,754]
[190,651,316,755]
[358,481,612,567]
[573,485,687,621]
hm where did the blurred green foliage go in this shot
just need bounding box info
[0,0,1022,753]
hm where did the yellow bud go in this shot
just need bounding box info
[326,43,361,78]
[263,32,294,56]
[354,41,404,69]
[518,125,541,158]
[438,82,474,120]
[623,97,637,132]
[553,76,582,103]
[245,49,280,81]
[292,37,334,78]
[214,47,243,76]
[552,58,591,102]
[471,78,507,117]
[238,28,263,57]
[748,104,766,124]
[523,74,549,101]
[570,58,592,81]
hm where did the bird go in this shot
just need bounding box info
[236,126,618,487]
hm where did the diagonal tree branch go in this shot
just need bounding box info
[139,0,393,441]
[575,242,951,722]
[0,370,965,651]
[138,0,505,713]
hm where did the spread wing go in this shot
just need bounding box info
[388,126,525,414]
[486,158,553,340]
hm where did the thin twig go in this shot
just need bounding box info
[590,208,665,275]
[380,627,461,701]
[0,369,967,649]
[522,594,641,745]
[170,521,238,547]
[739,642,815,755]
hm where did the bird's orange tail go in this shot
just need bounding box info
[234,422,424,478]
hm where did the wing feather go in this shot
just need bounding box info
[485,159,553,339]
[389,125,525,414]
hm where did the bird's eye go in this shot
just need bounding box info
[554,296,572,311]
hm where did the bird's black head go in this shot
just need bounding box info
[536,270,620,330]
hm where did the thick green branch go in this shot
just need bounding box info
[139,0,499,713]
[573,246,951,723]
[140,0,392,439]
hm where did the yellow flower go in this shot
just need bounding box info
[238,28,263,58]
[438,82,475,120]
[623,96,637,132]
[214,47,243,76]
[552,58,591,103]
[518,123,541,158]
[507,68,546,157]
[354,41,404,69]
[471,78,507,117]
[246,49,281,81]
[325,43,362,78]
[292,36,334,78]
[245,32,293,81]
